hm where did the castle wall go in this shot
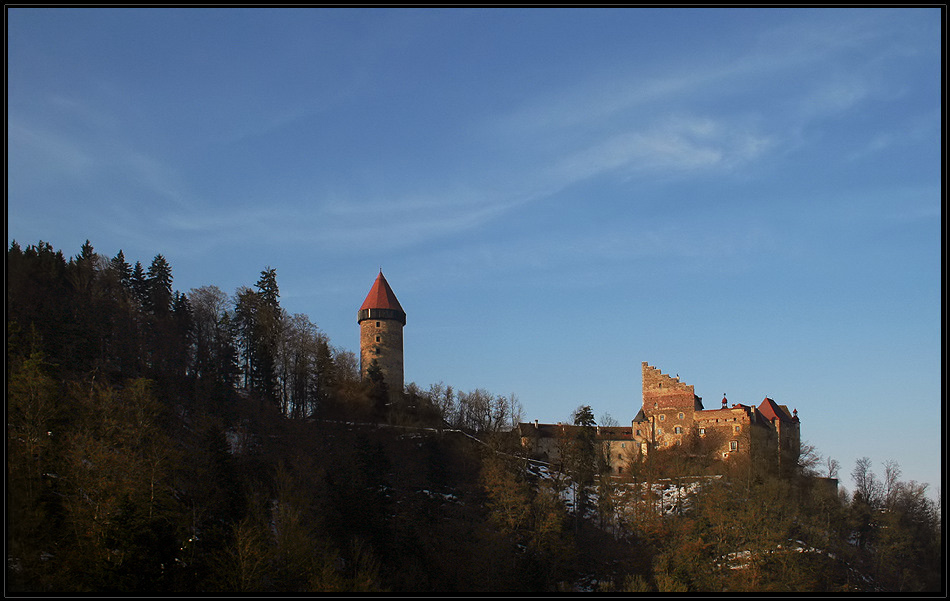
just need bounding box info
[641,362,705,448]
[695,407,755,459]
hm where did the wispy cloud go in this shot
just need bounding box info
[795,78,871,121]
[8,119,97,179]
[9,101,193,211]
[551,116,772,183]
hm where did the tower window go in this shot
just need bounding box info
[674,426,683,434]
[375,336,380,343]
[678,412,684,420]
[734,425,741,433]
[730,440,739,451]
[659,414,665,422]
[376,321,380,327]
[374,347,380,355]
[699,428,706,435]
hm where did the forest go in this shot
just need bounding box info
[6,239,944,593]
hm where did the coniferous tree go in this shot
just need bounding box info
[172,291,194,381]
[216,310,241,392]
[110,250,133,293]
[131,261,149,310]
[566,405,597,527]
[233,286,259,391]
[146,254,173,316]
[28,242,71,370]
[251,267,282,408]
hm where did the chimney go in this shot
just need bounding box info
[534,419,539,429]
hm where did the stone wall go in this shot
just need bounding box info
[360,317,404,394]
[641,362,702,412]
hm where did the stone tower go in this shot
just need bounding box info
[358,271,406,395]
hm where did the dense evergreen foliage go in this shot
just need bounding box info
[6,240,943,593]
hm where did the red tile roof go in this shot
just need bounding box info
[757,397,797,422]
[360,271,404,313]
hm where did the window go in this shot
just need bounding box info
[617,466,623,474]
[657,428,663,436]
[678,412,685,420]
[376,321,380,327]
[659,414,666,421]
[699,428,706,435]
[675,439,682,446]
[375,336,381,343]
[729,440,739,451]
[674,426,683,434]
[620,442,625,448]
[734,425,741,433]
[635,429,641,437]
[618,453,623,460]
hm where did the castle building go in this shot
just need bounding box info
[358,271,406,395]
[519,362,801,476]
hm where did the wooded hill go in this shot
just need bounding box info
[6,240,943,593]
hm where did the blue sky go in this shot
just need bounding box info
[8,8,942,497]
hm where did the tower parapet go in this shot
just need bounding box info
[357,307,406,325]
[641,362,704,412]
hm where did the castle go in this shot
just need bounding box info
[518,363,801,476]
[356,273,801,474]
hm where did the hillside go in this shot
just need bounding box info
[6,240,943,593]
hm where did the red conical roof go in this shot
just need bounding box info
[360,271,404,313]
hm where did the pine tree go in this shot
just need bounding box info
[146,254,173,315]
[252,267,281,407]
[110,250,133,293]
[255,267,279,309]
[131,261,149,310]
[566,405,597,528]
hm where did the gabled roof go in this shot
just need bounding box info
[360,271,404,313]
[633,408,648,423]
[757,397,798,423]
